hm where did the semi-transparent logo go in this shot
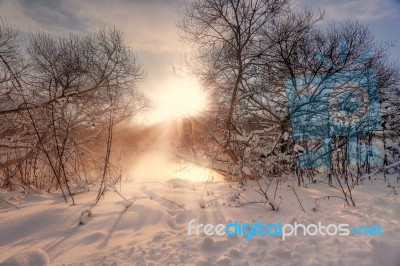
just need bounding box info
[286,40,382,168]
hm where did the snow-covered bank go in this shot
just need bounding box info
[0,176,399,266]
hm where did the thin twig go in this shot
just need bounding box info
[291,186,305,212]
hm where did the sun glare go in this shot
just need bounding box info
[170,85,207,117]
[167,163,221,182]
[143,77,207,124]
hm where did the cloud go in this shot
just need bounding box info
[0,0,187,52]
[63,0,187,53]
[16,0,89,31]
[0,0,89,34]
[299,0,400,22]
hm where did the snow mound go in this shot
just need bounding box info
[0,249,49,266]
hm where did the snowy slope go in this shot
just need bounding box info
[0,175,400,266]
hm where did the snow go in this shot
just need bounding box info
[294,144,305,153]
[283,132,289,141]
[242,166,252,176]
[0,175,400,265]
[1,249,49,266]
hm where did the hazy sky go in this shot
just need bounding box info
[0,0,399,123]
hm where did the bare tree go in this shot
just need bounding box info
[177,0,399,208]
[177,0,320,181]
[0,23,147,200]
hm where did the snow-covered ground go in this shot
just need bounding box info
[1,174,400,266]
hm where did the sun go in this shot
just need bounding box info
[157,78,207,118]
[143,77,207,124]
[169,85,207,117]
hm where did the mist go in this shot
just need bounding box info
[106,121,214,184]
